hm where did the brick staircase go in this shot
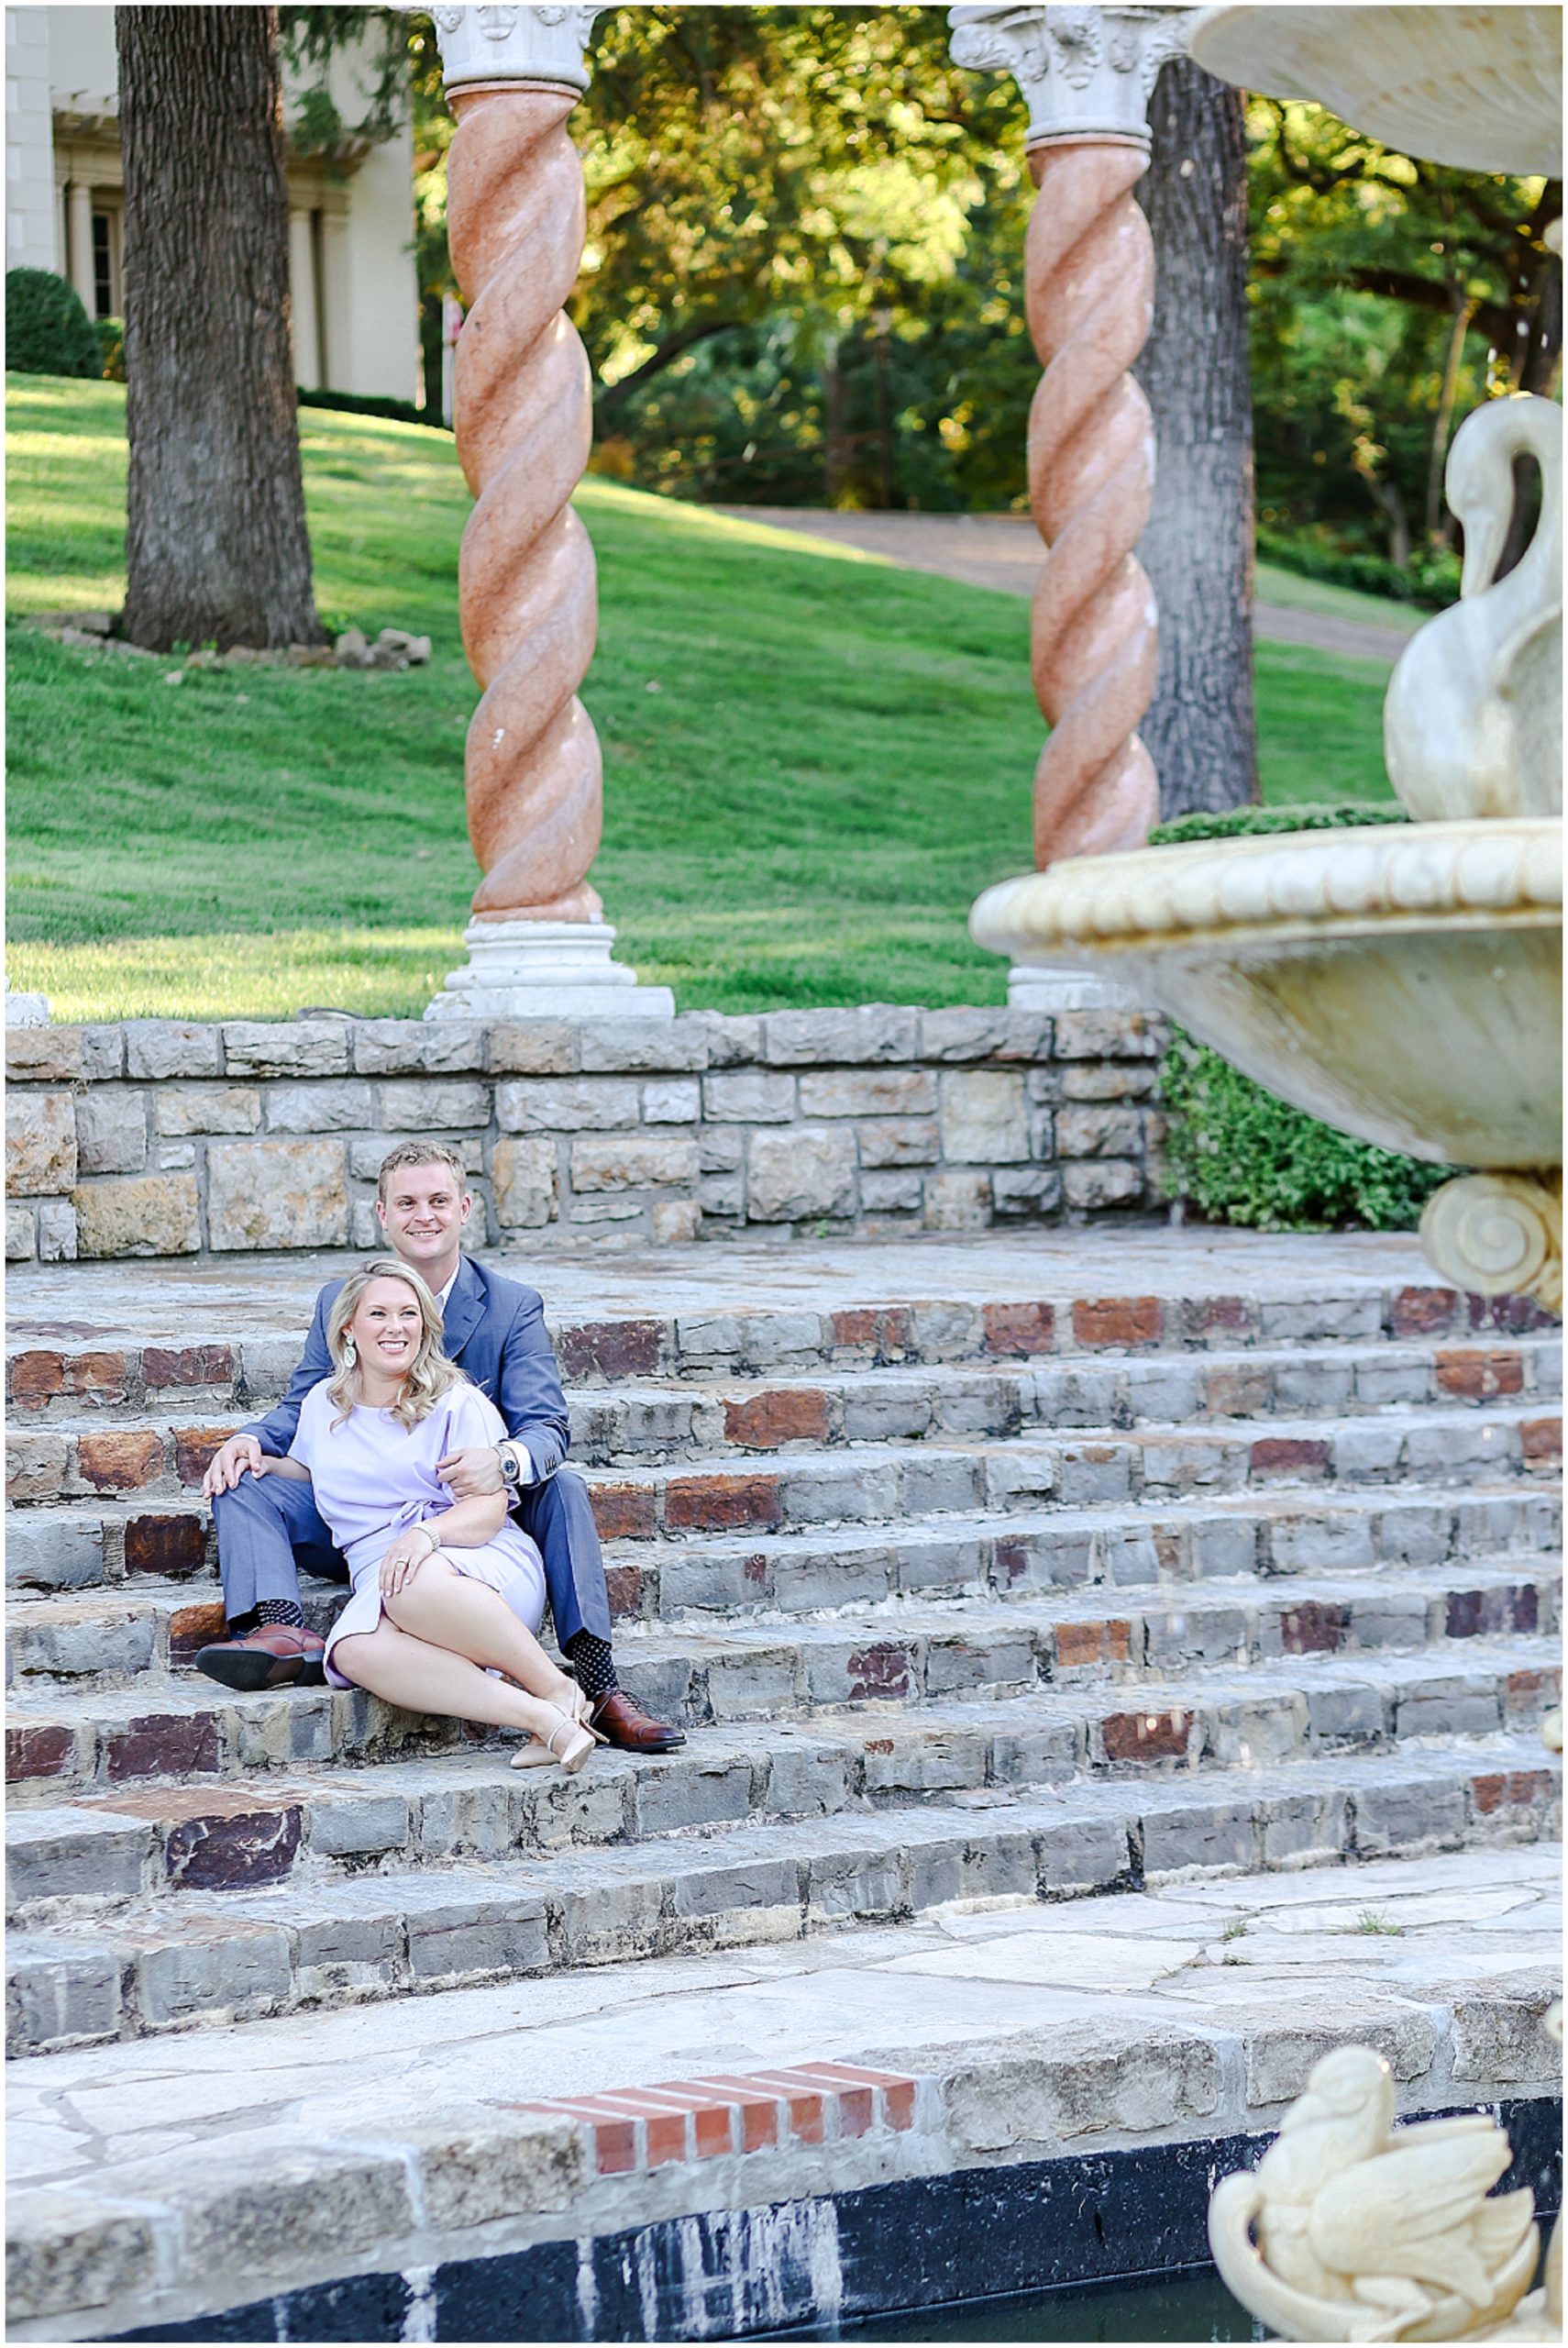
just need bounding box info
[6,1243,1562,2063]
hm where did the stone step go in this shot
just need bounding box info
[6,1639,1560,1926]
[8,1400,1562,1582]
[6,1735,1557,2054]
[611,1486,1563,1620]
[7,1335,1560,1503]
[6,1601,1557,1812]
[8,1328,1562,1449]
[569,1335,1562,1460]
[536,1409,1546,1559]
[503,1409,1559,1537]
[6,1542,1557,1710]
[11,1268,1552,1417]
[3,1516,1557,1710]
[6,1475,1561,1620]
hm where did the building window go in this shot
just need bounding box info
[91,211,114,317]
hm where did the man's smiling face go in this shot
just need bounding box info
[377,1160,471,1275]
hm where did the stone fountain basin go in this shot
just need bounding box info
[972,819,1562,1168]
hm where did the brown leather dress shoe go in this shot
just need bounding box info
[591,1689,686,1752]
[194,1624,327,1691]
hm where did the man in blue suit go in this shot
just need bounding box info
[194,1140,683,1753]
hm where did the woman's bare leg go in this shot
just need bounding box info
[334,1619,569,1741]
[382,1558,577,1704]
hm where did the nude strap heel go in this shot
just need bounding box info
[542,1704,598,1775]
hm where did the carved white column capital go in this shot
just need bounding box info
[948,5,1188,147]
[429,5,606,98]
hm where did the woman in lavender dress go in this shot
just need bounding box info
[251,1259,601,1773]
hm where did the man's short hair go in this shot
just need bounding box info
[377,1140,469,1204]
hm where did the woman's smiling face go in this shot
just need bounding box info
[347,1276,425,1377]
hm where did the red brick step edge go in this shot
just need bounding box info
[513,2061,922,2175]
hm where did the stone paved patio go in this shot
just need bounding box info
[7,1847,1558,2339]
[11,1844,1556,2185]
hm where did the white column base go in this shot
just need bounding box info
[425,921,675,1023]
[1007,963,1133,1013]
[6,992,51,1028]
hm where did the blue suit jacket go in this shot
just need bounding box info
[245,1254,571,1481]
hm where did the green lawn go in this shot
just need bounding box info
[1253,559,1425,637]
[6,377,1396,1021]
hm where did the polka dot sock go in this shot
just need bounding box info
[257,1598,306,1631]
[565,1630,619,1700]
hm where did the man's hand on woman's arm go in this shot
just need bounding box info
[436,1443,510,1497]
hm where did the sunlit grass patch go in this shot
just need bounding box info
[8,374,1402,1020]
[7,927,467,1024]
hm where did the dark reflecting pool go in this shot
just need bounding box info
[764,2265,1263,2342]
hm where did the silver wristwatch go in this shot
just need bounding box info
[500,1443,525,1490]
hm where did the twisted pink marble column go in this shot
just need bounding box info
[447,86,602,924]
[1025,142,1159,869]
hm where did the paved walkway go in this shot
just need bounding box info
[7,1224,1433,1349]
[719,507,1416,665]
[10,1845,1556,2189]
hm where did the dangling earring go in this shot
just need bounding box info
[342,1336,358,1368]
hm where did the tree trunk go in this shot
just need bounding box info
[1132,57,1257,819]
[1426,293,1477,546]
[116,6,324,649]
[1496,193,1562,580]
[821,336,849,506]
[874,315,896,509]
[1369,471,1412,570]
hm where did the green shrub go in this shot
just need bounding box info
[94,316,125,382]
[1257,525,1460,612]
[1151,800,1447,1232]
[6,270,101,379]
[1158,1034,1451,1232]
[1148,802,1408,847]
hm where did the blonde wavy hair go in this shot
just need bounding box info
[325,1259,464,1431]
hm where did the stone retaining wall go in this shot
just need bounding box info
[5,1006,1168,1262]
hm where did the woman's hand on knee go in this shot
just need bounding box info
[379,1525,440,1599]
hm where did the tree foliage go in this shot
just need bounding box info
[572,14,1562,548]
[579,7,1012,463]
[282,6,1562,567]
[403,4,1039,506]
[1247,98,1560,568]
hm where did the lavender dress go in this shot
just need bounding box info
[287,1377,547,1689]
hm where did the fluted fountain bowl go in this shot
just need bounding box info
[972,818,1562,1168]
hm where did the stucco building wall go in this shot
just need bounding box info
[5,5,419,403]
[5,6,58,272]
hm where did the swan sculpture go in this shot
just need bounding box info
[1385,394,1562,824]
[1208,2046,1540,2341]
